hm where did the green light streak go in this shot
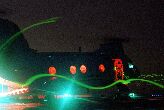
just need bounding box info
[0,17,60,52]
[73,97,97,103]
[20,73,164,89]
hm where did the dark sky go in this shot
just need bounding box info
[0,0,164,74]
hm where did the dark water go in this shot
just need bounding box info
[24,98,164,110]
[0,97,163,110]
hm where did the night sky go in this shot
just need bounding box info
[0,0,163,74]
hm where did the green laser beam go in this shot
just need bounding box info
[0,17,61,52]
[19,73,164,89]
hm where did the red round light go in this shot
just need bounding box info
[80,65,87,74]
[99,64,105,73]
[48,66,56,74]
[70,66,76,74]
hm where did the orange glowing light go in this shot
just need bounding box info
[70,66,76,74]
[80,65,87,74]
[48,66,56,74]
[99,64,105,73]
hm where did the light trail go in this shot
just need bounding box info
[18,74,164,89]
[1,73,163,96]
[0,17,60,52]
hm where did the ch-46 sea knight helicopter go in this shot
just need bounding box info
[0,18,139,99]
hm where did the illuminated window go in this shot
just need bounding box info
[99,64,105,73]
[48,66,56,74]
[70,66,76,74]
[80,65,87,74]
